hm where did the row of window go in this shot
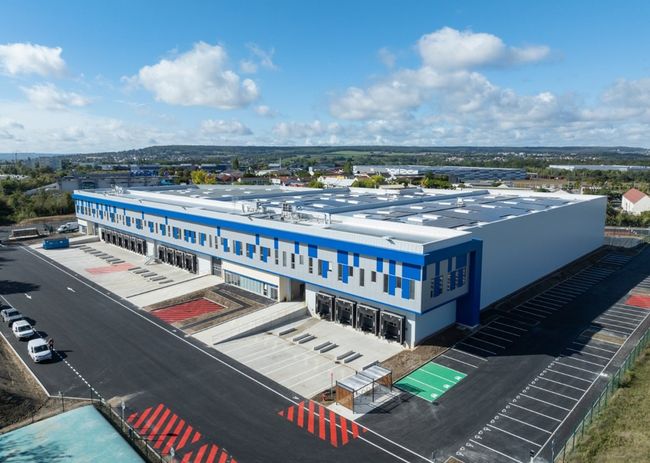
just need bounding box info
[430,267,467,297]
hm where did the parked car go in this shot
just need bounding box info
[57,222,79,233]
[12,320,35,340]
[27,338,52,363]
[1,307,23,325]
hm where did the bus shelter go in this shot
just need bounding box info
[335,365,392,411]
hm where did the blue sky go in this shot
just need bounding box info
[0,0,649,152]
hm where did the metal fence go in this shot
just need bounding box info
[92,397,171,463]
[554,328,650,462]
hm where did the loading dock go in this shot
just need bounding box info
[316,293,335,321]
[356,304,379,335]
[380,311,406,344]
[334,298,356,326]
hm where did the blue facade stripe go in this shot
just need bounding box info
[456,254,467,268]
[353,253,359,267]
[389,259,396,276]
[255,234,260,245]
[72,193,432,266]
[274,237,279,250]
[376,258,384,272]
[308,244,318,258]
[294,241,300,254]
[388,275,396,296]
[337,250,348,265]
[401,279,411,299]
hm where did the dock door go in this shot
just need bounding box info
[315,293,335,321]
[379,312,405,344]
[356,304,379,335]
[334,298,356,326]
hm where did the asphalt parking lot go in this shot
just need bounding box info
[359,247,650,463]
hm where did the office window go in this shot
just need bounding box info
[371,271,376,283]
[291,253,295,269]
[209,235,213,247]
[349,266,354,277]
[155,223,158,233]
[308,257,313,274]
[338,263,343,281]
[396,277,402,289]
[318,259,323,276]
[383,274,389,293]
[408,280,415,300]
[283,251,287,267]
[274,249,279,265]
[299,255,304,265]
[360,268,365,287]
[246,243,256,258]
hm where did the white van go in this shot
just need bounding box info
[27,338,52,363]
[12,320,35,340]
[57,222,79,233]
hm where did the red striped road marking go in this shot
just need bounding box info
[329,410,338,447]
[162,418,186,454]
[217,450,229,463]
[132,406,152,429]
[205,444,219,463]
[127,412,137,424]
[147,408,171,440]
[139,403,164,436]
[318,404,326,441]
[278,401,365,448]
[154,414,178,449]
[181,451,193,463]
[192,431,202,444]
[176,425,194,450]
[194,444,208,462]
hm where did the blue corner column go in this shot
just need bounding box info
[456,239,483,327]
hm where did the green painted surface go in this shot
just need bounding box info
[395,362,467,401]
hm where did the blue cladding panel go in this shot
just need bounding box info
[456,254,467,268]
[255,234,260,245]
[388,275,396,295]
[402,262,421,281]
[308,244,318,258]
[342,264,348,284]
[217,226,221,236]
[160,225,166,236]
[235,241,242,255]
[261,247,268,262]
[337,250,348,264]
[401,279,411,299]
[294,241,300,254]
[321,260,329,278]
[353,253,359,267]
[447,259,452,272]
[376,258,384,272]
[126,217,131,226]
[422,264,427,281]
[199,233,206,246]
[274,237,279,250]
[223,238,229,252]
[389,259,396,275]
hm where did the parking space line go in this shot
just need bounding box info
[509,403,561,422]
[450,348,488,362]
[519,393,571,411]
[591,324,630,336]
[464,336,507,349]
[484,324,521,337]
[487,424,542,447]
[571,340,617,353]
[440,354,478,369]
[512,308,546,318]
[259,350,320,375]
[475,330,513,343]
[545,368,593,384]
[578,334,621,346]
[552,361,600,375]
[457,342,497,355]
[607,309,645,320]
[469,439,523,463]
[560,355,606,368]
[498,413,552,434]
[536,376,586,392]
[565,347,610,360]
[492,320,527,332]
[597,316,638,328]
[537,294,570,303]
[520,304,555,314]
[501,315,540,326]
[524,301,558,310]
[528,384,578,401]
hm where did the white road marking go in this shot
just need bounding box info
[565,347,610,360]
[519,393,571,411]
[528,384,578,401]
[536,376,586,392]
[20,245,431,463]
[545,368,593,384]
[498,413,552,434]
[24,294,32,299]
[571,340,617,353]
[450,348,488,362]
[509,403,561,422]
[511,308,546,318]
[596,316,638,328]
[67,287,76,293]
[469,439,523,463]
[475,330,513,343]
[491,320,527,332]
[487,424,542,447]
[484,324,521,337]
[465,336,506,349]
[458,341,496,355]
[440,354,478,369]
[553,361,600,375]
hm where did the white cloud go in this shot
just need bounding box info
[0,118,24,140]
[200,119,252,135]
[417,27,549,70]
[272,120,340,139]
[254,104,276,117]
[21,83,91,109]
[239,59,258,74]
[378,47,396,68]
[246,43,277,70]
[0,42,66,76]
[128,42,259,109]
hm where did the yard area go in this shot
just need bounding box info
[567,346,650,463]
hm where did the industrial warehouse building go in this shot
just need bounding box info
[73,185,605,346]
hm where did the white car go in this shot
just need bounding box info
[57,222,79,233]
[12,320,35,340]
[1,307,23,325]
[27,338,52,363]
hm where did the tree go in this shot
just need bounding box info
[231,157,240,170]
[342,159,353,176]
[307,180,325,188]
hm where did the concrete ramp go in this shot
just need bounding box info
[193,301,308,345]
